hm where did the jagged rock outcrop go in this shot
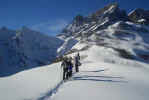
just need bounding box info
[128,8,149,25]
[91,2,128,21]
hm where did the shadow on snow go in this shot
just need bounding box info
[81,68,109,73]
[73,76,127,83]
[73,69,127,83]
[37,80,64,100]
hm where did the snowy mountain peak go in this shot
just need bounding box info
[90,2,128,21]
[57,2,129,39]
[57,2,149,64]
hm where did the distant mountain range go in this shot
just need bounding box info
[0,26,63,77]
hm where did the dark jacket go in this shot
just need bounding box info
[61,60,68,70]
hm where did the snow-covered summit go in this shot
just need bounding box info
[57,2,128,39]
[57,2,149,64]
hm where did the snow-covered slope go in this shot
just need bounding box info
[0,63,63,100]
[1,43,149,100]
[57,37,78,56]
[0,27,63,77]
[50,44,149,100]
[54,3,149,100]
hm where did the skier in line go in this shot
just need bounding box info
[74,52,81,72]
[61,57,68,80]
[77,52,80,60]
[66,57,73,79]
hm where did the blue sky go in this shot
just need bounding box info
[0,0,149,36]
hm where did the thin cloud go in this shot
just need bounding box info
[31,19,68,35]
[48,20,68,31]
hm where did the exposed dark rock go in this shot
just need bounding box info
[128,8,149,25]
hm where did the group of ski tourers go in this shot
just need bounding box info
[61,52,81,81]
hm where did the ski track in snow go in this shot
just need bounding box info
[37,80,64,100]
